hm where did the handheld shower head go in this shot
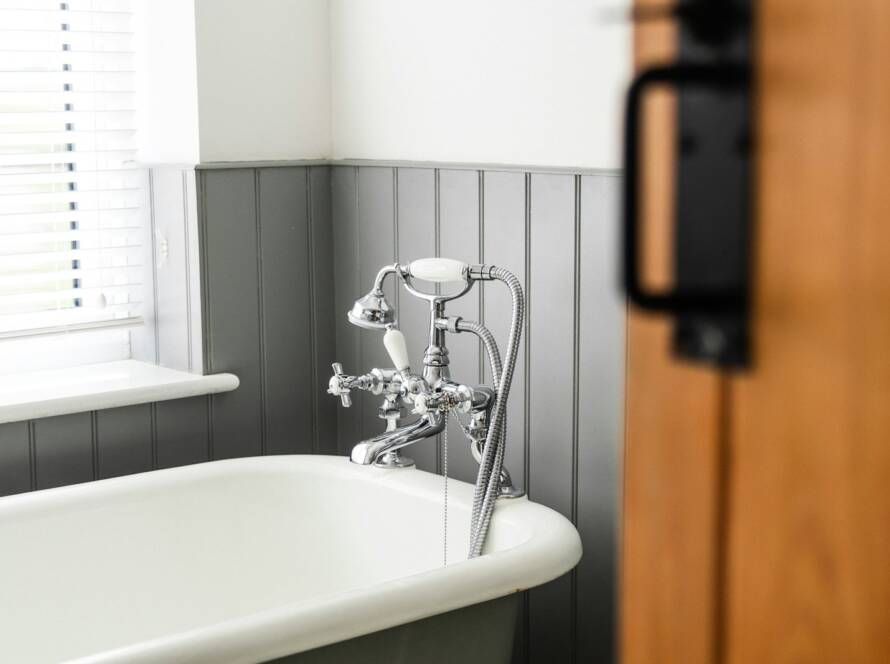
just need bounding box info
[347,288,396,330]
[347,264,402,330]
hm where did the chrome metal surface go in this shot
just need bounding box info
[496,466,526,500]
[467,263,497,281]
[347,289,396,329]
[327,363,353,408]
[328,366,403,406]
[346,264,404,330]
[399,271,474,304]
[453,318,525,500]
[329,259,526,556]
[349,412,445,465]
[374,450,415,469]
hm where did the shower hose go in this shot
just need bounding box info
[457,266,524,558]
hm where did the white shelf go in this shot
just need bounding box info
[0,360,239,424]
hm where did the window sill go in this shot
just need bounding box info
[0,360,239,425]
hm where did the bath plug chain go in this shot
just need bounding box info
[442,412,449,567]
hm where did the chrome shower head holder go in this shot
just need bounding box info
[346,259,484,333]
[398,258,477,304]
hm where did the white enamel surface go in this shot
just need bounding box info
[0,360,239,424]
[407,257,467,283]
[0,456,581,664]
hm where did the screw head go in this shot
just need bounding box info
[700,326,727,357]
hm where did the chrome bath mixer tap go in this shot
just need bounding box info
[327,258,526,557]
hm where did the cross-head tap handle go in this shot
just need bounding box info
[329,362,353,408]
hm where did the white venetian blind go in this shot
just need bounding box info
[0,0,145,345]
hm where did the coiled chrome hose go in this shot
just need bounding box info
[465,266,524,558]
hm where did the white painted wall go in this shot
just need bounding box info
[136,0,629,168]
[193,0,331,163]
[330,0,631,170]
[135,0,200,164]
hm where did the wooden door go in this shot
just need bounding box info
[622,2,890,663]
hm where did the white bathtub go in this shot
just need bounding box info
[0,455,581,663]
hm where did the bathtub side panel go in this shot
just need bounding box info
[269,594,519,664]
[0,421,31,496]
[96,404,153,479]
[33,412,94,490]
[155,396,211,468]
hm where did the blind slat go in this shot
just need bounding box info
[0,186,139,202]
[0,153,135,171]
[0,305,142,335]
[0,1,133,12]
[0,302,142,318]
[0,193,142,216]
[0,32,133,54]
[0,100,135,119]
[0,243,140,266]
[0,282,140,307]
[0,9,132,32]
[0,71,135,91]
[0,169,143,188]
[0,129,135,146]
[0,52,134,71]
[0,265,142,289]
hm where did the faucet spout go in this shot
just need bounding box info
[350,411,445,465]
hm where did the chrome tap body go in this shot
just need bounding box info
[328,259,524,510]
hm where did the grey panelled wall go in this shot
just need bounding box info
[198,165,337,458]
[330,164,624,664]
[0,401,214,493]
[0,161,622,664]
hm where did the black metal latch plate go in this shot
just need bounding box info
[623,0,753,368]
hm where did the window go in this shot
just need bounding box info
[0,0,147,373]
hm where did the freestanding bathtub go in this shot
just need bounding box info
[0,455,581,663]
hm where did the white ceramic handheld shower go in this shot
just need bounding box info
[406,257,468,283]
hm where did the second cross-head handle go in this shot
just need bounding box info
[328,362,353,408]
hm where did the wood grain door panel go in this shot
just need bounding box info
[725,1,890,662]
[621,9,726,664]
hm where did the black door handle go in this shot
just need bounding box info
[623,62,748,314]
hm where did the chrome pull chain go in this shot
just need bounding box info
[442,411,449,567]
